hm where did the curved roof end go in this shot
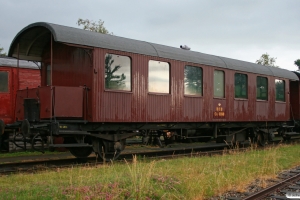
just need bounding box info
[8,22,56,61]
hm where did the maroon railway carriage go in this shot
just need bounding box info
[0,56,40,150]
[4,22,299,160]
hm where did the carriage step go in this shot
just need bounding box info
[281,125,294,128]
[285,132,300,136]
[183,136,212,139]
[49,144,92,148]
[58,130,90,135]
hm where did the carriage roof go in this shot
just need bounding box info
[8,22,298,80]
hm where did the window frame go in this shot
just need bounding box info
[184,65,203,96]
[148,60,170,94]
[0,71,9,93]
[234,73,248,99]
[104,53,132,92]
[256,76,268,101]
[275,79,285,102]
[214,70,225,98]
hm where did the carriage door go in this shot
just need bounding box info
[0,69,12,124]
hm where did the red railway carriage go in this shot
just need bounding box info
[5,22,299,160]
[0,56,40,125]
[0,56,40,151]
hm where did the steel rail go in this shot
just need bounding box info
[0,139,297,176]
[243,172,300,200]
[0,146,250,175]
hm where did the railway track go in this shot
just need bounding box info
[0,139,296,176]
[0,141,250,175]
[225,166,300,200]
[1,139,300,199]
[244,169,300,200]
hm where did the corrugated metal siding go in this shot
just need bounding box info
[50,43,93,87]
[93,49,133,122]
[183,97,203,121]
[131,53,147,122]
[256,101,270,121]
[147,95,172,122]
[92,48,291,123]
[275,103,288,120]
[93,49,176,122]
[100,92,132,121]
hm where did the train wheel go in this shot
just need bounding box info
[255,132,265,147]
[0,119,4,135]
[282,135,291,142]
[65,137,93,158]
[69,147,93,158]
[96,139,125,161]
[0,120,3,151]
[0,133,2,151]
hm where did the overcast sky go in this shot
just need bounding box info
[0,0,299,71]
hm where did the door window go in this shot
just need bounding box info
[0,71,8,92]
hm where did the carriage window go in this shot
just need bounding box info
[256,76,268,100]
[148,60,170,93]
[46,65,51,86]
[184,66,202,96]
[214,70,224,98]
[275,79,285,102]
[235,73,247,99]
[105,54,131,91]
[0,71,8,92]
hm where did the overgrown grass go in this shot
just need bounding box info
[0,144,300,199]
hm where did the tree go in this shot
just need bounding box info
[256,53,278,67]
[0,46,6,56]
[184,66,202,95]
[77,19,123,89]
[105,54,126,90]
[294,59,300,69]
[77,19,124,88]
[77,18,113,34]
